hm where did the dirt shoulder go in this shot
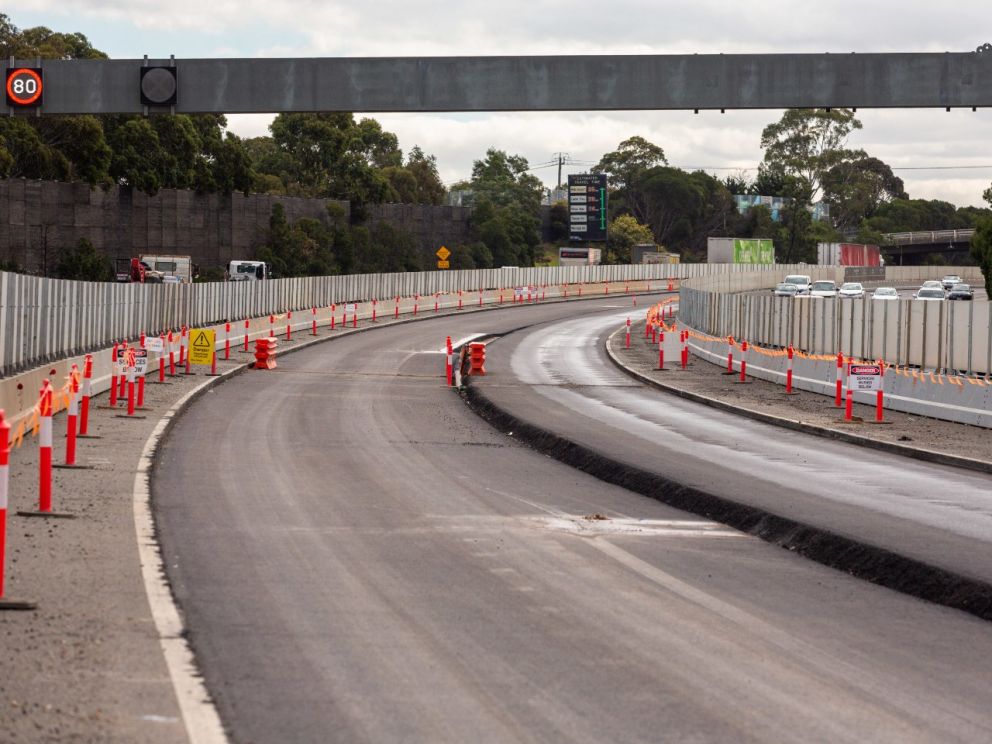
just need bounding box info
[609,321,991,472]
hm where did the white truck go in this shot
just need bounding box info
[139,255,193,283]
[228,260,269,281]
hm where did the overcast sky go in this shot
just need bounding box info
[10,1,992,206]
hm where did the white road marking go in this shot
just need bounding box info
[134,383,230,744]
[438,333,487,352]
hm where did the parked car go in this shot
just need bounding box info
[947,283,974,301]
[773,282,801,297]
[941,275,963,291]
[914,287,946,301]
[782,274,812,294]
[838,282,865,299]
[871,287,900,301]
[809,280,838,298]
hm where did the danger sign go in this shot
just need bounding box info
[848,363,882,391]
[132,348,148,376]
[188,329,215,365]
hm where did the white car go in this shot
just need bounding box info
[941,275,962,291]
[920,280,942,290]
[838,282,865,299]
[773,282,801,297]
[871,287,899,301]
[809,280,838,298]
[782,274,812,294]
[914,287,946,301]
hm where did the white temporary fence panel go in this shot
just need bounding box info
[680,271,991,376]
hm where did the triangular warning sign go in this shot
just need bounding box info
[192,332,211,348]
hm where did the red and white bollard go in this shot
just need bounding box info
[80,354,94,435]
[625,318,631,348]
[179,329,187,366]
[786,346,795,394]
[352,306,358,327]
[312,308,318,335]
[835,352,844,407]
[724,336,735,375]
[876,360,886,423]
[445,336,454,387]
[118,341,128,400]
[845,363,855,421]
[331,304,337,330]
[224,321,232,359]
[458,291,463,310]
[269,315,276,338]
[0,409,35,608]
[137,344,146,408]
[738,341,749,382]
[158,336,167,383]
[126,362,137,416]
[39,381,54,511]
[434,295,440,314]
[394,297,400,320]
[109,343,120,407]
[64,365,80,466]
[168,331,177,377]
[372,300,378,323]
[414,295,419,316]
[286,310,293,341]
[658,329,666,370]
[479,289,484,308]
[243,318,251,352]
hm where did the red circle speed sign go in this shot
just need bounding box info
[6,68,43,106]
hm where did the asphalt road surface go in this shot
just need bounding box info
[155,297,992,744]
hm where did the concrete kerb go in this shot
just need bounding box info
[458,359,992,625]
[604,327,992,477]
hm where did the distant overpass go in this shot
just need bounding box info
[882,229,976,264]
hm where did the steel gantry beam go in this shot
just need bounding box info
[4,50,992,115]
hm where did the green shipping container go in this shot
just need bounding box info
[732,239,775,264]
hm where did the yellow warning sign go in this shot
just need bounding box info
[188,329,215,365]
[437,260,450,269]
[436,246,451,261]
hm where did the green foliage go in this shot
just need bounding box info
[55,238,112,281]
[263,113,398,203]
[630,167,736,259]
[548,202,569,243]
[606,214,654,263]
[594,136,667,193]
[194,267,226,283]
[760,108,863,202]
[970,218,992,296]
[821,156,906,230]
[466,149,543,267]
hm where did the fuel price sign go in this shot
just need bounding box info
[6,68,43,107]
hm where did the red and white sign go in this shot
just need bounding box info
[848,363,882,391]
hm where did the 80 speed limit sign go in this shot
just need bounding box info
[6,68,43,107]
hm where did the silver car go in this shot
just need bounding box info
[809,280,838,298]
[914,287,946,301]
[871,287,899,301]
[773,282,801,297]
[838,282,865,299]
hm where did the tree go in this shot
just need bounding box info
[760,108,863,202]
[594,136,667,193]
[55,238,112,281]
[971,218,992,296]
[466,149,543,267]
[266,113,397,203]
[607,214,654,263]
[822,155,906,230]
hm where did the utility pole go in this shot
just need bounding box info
[553,152,570,191]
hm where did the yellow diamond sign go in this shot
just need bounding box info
[436,246,451,261]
